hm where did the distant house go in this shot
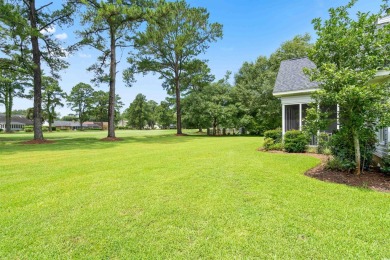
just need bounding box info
[47,121,106,130]
[0,114,33,131]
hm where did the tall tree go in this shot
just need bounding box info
[127,0,223,134]
[41,76,66,132]
[232,34,312,135]
[125,93,149,129]
[78,0,152,139]
[67,83,95,130]
[0,64,27,133]
[155,100,174,129]
[90,90,123,129]
[146,99,158,129]
[306,1,390,175]
[0,0,76,140]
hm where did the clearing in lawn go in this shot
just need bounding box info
[0,130,389,258]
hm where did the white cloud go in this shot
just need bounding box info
[40,25,56,35]
[78,52,92,58]
[55,33,68,40]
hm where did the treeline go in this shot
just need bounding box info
[0,0,222,140]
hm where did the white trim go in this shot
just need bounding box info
[336,104,340,130]
[378,16,390,25]
[273,88,318,97]
[282,104,285,135]
[375,70,390,77]
[299,103,302,131]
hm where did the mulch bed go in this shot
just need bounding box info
[21,139,55,145]
[260,149,390,193]
[305,156,390,193]
[101,137,123,142]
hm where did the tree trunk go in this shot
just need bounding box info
[29,0,43,140]
[107,29,116,138]
[213,118,217,136]
[353,129,361,175]
[29,0,44,140]
[174,75,182,135]
[5,84,11,133]
[48,106,54,132]
[198,126,203,133]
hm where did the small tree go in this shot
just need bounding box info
[127,0,223,134]
[125,93,149,130]
[306,1,390,175]
[67,83,95,130]
[42,76,66,132]
[156,100,174,129]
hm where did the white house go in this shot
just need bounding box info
[0,114,33,131]
[272,57,390,158]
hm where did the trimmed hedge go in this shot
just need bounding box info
[264,128,282,143]
[284,130,308,153]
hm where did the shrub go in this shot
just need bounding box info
[330,128,376,171]
[317,132,331,154]
[284,130,308,153]
[264,128,282,143]
[270,142,284,151]
[0,128,3,132]
[263,138,274,151]
[326,157,356,172]
[24,126,33,132]
[380,155,390,174]
[42,126,49,132]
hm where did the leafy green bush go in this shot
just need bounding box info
[330,128,376,171]
[42,126,49,132]
[264,128,282,143]
[24,126,33,132]
[117,126,129,130]
[326,157,356,172]
[284,130,308,153]
[380,155,390,174]
[317,132,331,154]
[270,142,284,151]
[0,128,3,132]
[263,138,274,150]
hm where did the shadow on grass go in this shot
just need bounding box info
[0,133,208,155]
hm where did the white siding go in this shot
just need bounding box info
[280,95,313,105]
[375,127,389,158]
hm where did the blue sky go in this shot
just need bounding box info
[6,0,384,116]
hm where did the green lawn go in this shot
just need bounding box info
[1,130,389,259]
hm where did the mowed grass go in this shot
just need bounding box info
[0,130,389,259]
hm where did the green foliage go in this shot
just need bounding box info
[306,1,390,174]
[128,0,223,134]
[326,157,356,172]
[317,133,331,154]
[232,34,312,134]
[124,94,149,130]
[380,155,390,174]
[329,128,377,171]
[155,100,175,129]
[264,128,282,143]
[67,82,95,129]
[24,126,33,132]
[284,130,308,153]
[263,137,283,151]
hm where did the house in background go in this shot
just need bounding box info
[273,57,390,158]
[0,114,33,131]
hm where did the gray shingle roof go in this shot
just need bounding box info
[0,114,33,125]
[273,57,318,94]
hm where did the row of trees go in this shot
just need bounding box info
[0,0,223,140]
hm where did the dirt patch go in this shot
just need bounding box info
[101,137,122,142]
[21,139,55,145]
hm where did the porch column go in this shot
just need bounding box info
[336,104,340,130]
[282,104,285,136]
[299,103,302,131]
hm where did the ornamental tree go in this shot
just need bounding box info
[306,1,390,175]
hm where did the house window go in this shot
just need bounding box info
[285,105,300,131]
[379,128,386,144]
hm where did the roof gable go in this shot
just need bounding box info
[273,57,318,95]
